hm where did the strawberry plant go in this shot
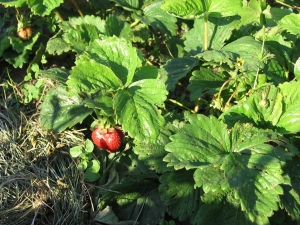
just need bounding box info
[2,0,300,224]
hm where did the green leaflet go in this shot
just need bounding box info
[112,0,140,10]
[113,79,167,141]
[160,57,199,91]
[188,67,227,101]
[295,57,300,80]
[85,37,143,87]
[133,127,173,173]
[164,114,295,223]
[277,13,300,35]
[159,170,202,222]
[161,0,242,20]
[184,16,240,54]
[143,1,178,36]
[0,0,27,7]
[27,0,64,16]
[39,86,93,132]
[105,14,133,39]
[221,81,300,134]
[67,58,123,94]
[222,36,267,72]
[280,158,300,222]
[164,115,231,170]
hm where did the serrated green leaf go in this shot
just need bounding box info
[39,86,93,132]
[143,1,178,36]
[188,67,227,101]
[265,59,287,85]
[165,115,294,222]
[280,158,300,222]
[46,37,70,55]
[67,15,106,33]
[63,24,100,52]
[160,57,198,91]
[184,17,240,54]
[159,170,202,222]
[85,37,142,87]
[221,85,283,128]
[133,65,158,82]
[161,0,242,20]
[164,114,230,170]
[194,165,230,203]
[193,193,258,225]
[276,81,300,133]
[238,0,265,26]
[102,176,164,225]
[161,0,209,20]
[112,0,140,10]
[222,36,267,72]
[3,33,40,68]
[0,36,10,56]
[114,79,167,141]
[85,92,114,116]
[133,128,173,173]
[263,32,293,72]
[0,0,26,7]
[105,14,133,40]
[294,57,300,80]
[38,67,69,84]
[195,50,237,67]
[278,13,300,35]
[70,146,83,158]
[222,82,300,134]
[67,58,122,94]
[94,206,126,225]
[94,206,119,224]
[84,139,94,153]
[28,0,64,16]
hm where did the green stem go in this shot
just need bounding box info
[168,99,196,114]
[204,16,209,51]
[275,0,293,8]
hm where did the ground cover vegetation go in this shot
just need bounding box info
[1,0,300,224]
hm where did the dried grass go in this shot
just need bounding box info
[0,86,94,225]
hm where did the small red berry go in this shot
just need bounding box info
[91,127,123,152]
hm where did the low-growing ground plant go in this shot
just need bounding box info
[1,0,300,224]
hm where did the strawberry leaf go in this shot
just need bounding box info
[221,81,300,134]
[160,57,198,91]
[142,1,178,36]
[164,114,295,222]
[114,79,167,141]
[184,16,240,54]
[159,170,202,222]
[188,67,227,101]
[39,86,93,132]
[161,0,242,20]
[222,36,268,72]
[277,13,300,35]
[85,36,143,87]
[133,128,173,173]
[67,57,123,94]
[28,0,64,16]
[280,158,300,222]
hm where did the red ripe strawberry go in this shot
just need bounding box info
[91,127,123,152]
[17,27,33,40]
